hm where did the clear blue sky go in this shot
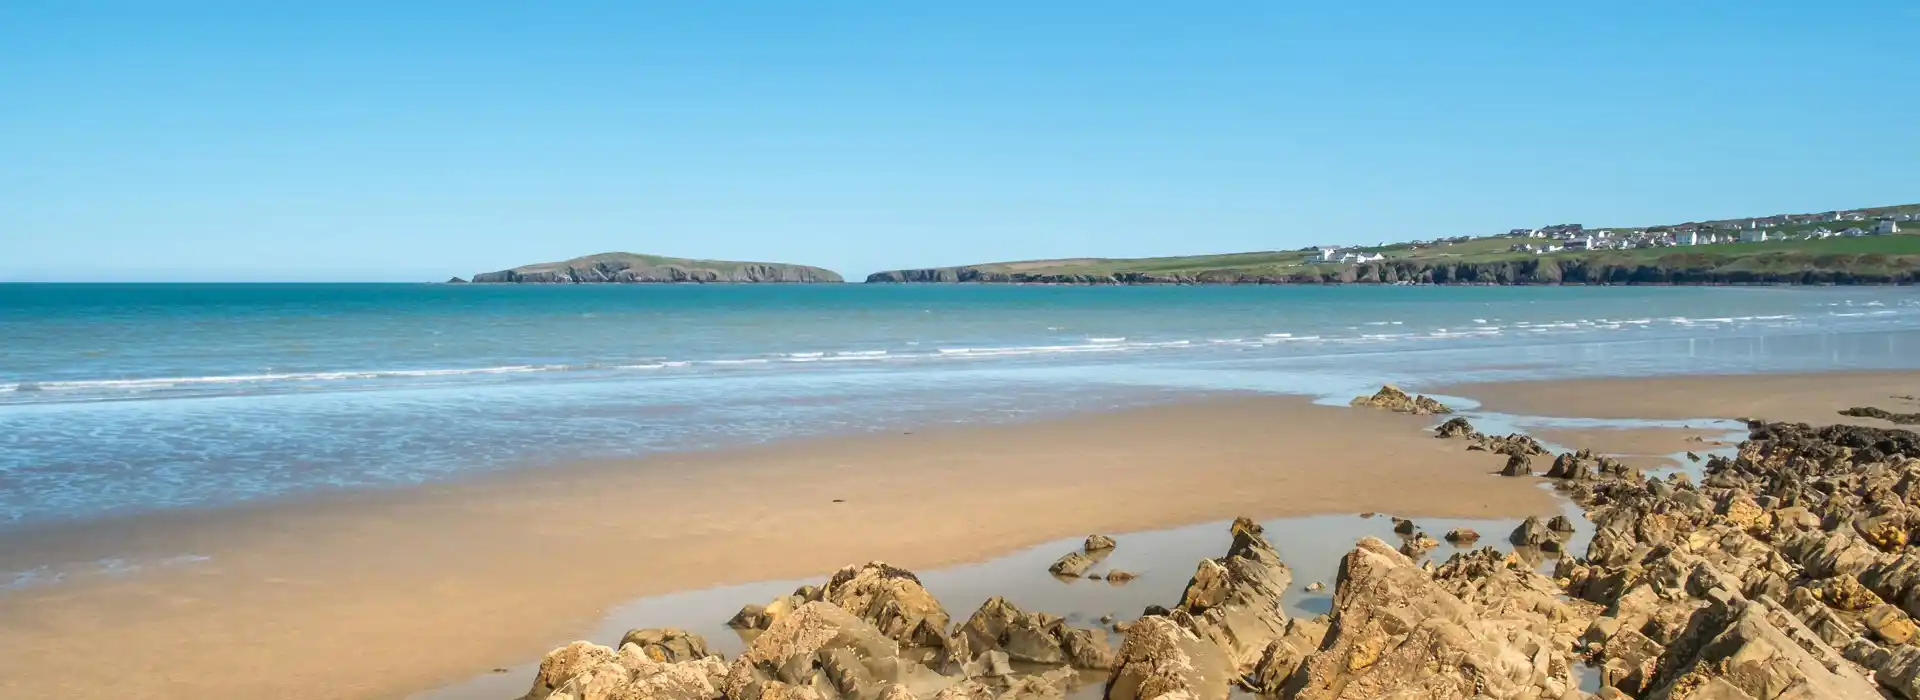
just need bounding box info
[3,2,1916,282]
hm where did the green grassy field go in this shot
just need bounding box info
[940,232,1920,278]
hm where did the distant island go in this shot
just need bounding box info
[869,203,1920,285]
[469,252,843,284]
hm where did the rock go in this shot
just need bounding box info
[1173,519,1294,674]
[1812,574,1885,612]
[932,680,996,700]
[1049,552,1097,578]
[526,641,617,700]
[1245,617,1332,694]
[1638,591,1880,700]
[1443,528,1480,545]
[617,628,712,663]
[1510,515,1556,547]
[955,597,1065,665]
[722,601,952,700]
[1104,570,1137,585]
[1545,449,1599,480]
[1084,534,1117,552]
[729,604,773,631]
[1390,518,1415,535]
[1501,452,1533,476]
[1473,432,1550,457]
[1397,532,1439,557]
[1000,667,1075,700]
[959,650,1012,679]
[1058,626,1116,670]
[1841,406,1920,425]
[1282,538,1580,699]
[1349,385,1452,415]
[445,276,469,284]
[1304,581,1324,592]
[1104,615,1232,700]
[1546,515,1575,533]
[819,562,951,647]
[1868,604,1920,645]
[1434,416,1475,438]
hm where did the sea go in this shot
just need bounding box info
[4,283,1920,534]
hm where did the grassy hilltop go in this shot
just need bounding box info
[868,213,1920,285]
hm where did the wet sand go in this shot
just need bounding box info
[0,394,1552,700]
[1446,370,1920,426]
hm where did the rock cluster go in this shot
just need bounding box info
[1349,385,1452,415]
[1559,420,1920,699]
[1842,406,1920,425]
[1047,534,1117,578]
[520,417,1920,700]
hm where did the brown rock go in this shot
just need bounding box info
[1349,384,1452,415]
[819,562,952,647]
[1049,551,1097,578]
[1104,615,1231,700]
[617,628,712,663]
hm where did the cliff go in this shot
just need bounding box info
[866,245,1920,286]
[473,252,843,284]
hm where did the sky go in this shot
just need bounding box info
[2,2,1916,282]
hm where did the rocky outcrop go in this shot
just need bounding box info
[951,597,1112,670]
[819,562,952,648]
[1173,517,1294,673]
[1559,420,1920,699]
[1433,417,1475,438]
[864,254,1920,286]
[723,601,954,700]
[475,252,842,284]
[1105,616,1232,700]
[1349,385,1451,415]
[618,628,712,663]
[1281,538,1585,699]
[1841,406,1920,425]
[519,416,1920,700]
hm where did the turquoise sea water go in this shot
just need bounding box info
[3,283,1920,530]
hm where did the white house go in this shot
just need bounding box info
[1675,231,1700,246]
[1309,247,1342,263]
[1739,230,1769,243]
[1841,227,1869,237]
[1874,219,1901,235]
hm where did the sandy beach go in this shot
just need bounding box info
[1,393,1549,700]
[1446,370,1920,426]
[4,371,1917,700]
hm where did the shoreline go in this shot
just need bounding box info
[0,392,1555,700]
[4,371,1917,699]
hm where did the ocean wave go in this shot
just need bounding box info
[5,365,558,392]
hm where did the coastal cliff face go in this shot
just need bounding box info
[866,255,1920,285]
[473,252,842,284]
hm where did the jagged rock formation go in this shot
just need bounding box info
[519,418,1920,700]
[1349,385,1452,415]
[474,252,842,284]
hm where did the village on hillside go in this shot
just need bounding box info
[1307,205,1916,263]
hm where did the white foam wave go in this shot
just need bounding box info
[8,365,557,392]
